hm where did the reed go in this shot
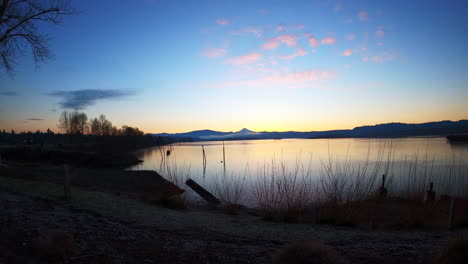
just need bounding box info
[251,154,316,221]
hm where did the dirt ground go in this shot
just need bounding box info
[1,188,464,264]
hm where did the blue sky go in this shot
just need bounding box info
[1,0,467,133]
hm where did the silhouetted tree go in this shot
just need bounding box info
[58,111,88,135]
[121,125,144,136]
[0,0,74,77]
[89,117,101,135]
[89,114,113,136]
[10,129,14,134]
[99,115,112,135]
[58,110,71,134]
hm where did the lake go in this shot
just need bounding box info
[130,137,468,205]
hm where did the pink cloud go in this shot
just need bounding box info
[377,42,384,46]
[371,52,398,63]
[261,35,297,50]
[225,53,262,65]
[278,49,308,60]
[201,48,227,58]
[216,18,230,25]
[242,27,263,37]
[362,57,369,62]
[376,29,385,38]
[277,25,285,31]
[358,11,368,21]
[346,33,356,40]
[342,49,352,56]
[321,36,336,45]
[309,36,319,47]
[295,24,305,30]
[217,70,334,89]
[344,18,353,23]
[334,3,342,12]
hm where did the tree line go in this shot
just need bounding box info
[58,111,144,136]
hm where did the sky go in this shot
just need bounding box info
[1,0,467,133]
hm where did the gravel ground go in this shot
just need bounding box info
[0,189,465,264]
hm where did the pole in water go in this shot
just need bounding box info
[222,140,226,175]
[202,145,207,178]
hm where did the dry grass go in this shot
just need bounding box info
[211,168,249,210]
[273,241,344,264]
[251,154,316,222]
[434,233,468,264]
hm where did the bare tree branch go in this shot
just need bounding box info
[0,0,75,77]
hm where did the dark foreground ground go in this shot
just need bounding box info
[1,189,465,264]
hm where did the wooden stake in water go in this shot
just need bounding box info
[202,145,207,177]
[222,140,226,175]
[426,182,435,203]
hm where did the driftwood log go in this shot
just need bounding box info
[185,178,220,205]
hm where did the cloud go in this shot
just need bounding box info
[49,89,135,110]
[295,24,304,30]
[359,11,368,21]
[239,27,263,37]
[216,70,334,89]
[201,48,227,58]
[216,18,230,25]
[346,34,356,40]
[376,29,385,38]
[277,25,285,31]
[362,52,398,63]
[344,18,353,23]
[225,53,262,65]
[278,49,308,60]
[321,36,336,45]
[26,118,44,121]
[0,91,19,96]
[309,36,319,47]
[342,49,353,56]
[261,35,297,50]
[334,3,342,12]
[371,52,397,63]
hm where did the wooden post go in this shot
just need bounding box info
[448,198,457,230]
[202,145,207,178]
[426,182,435,203]
[222,140,226,175]
[64,164,72,200]
[379,174,387,198]
[185,178,220,205]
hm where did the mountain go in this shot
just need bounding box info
[151,120,468,141]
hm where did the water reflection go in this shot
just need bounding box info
[131,137,468,201]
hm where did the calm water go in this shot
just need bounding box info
[131,137,468,201]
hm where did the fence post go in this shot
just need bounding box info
[448,198,457,230]
[379,174,387,198]
[426,182,435,204]
[64,164,72,200]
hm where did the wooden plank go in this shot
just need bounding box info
[185,178,220,205]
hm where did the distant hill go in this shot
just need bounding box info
[151,120,468,141]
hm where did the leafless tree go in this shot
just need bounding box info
[89,117,101,135]
[89,114,112,136]
[58,110,87,135]
[0,0,75,77]
[57,110,70,134]
[99,114,112,136]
